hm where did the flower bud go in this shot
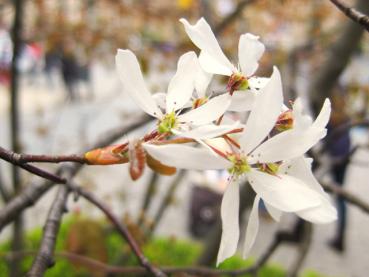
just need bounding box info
[85,145,129,165]
[275,110,293,131]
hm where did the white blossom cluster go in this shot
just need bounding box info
[114,18,336,265]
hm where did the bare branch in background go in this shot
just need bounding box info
[214,0,254,35]
[9,0,25,275]
[0,115,150,232]
[309,0,369,114]
[330,0,369,32]
[70,183,167,277]
[287,223,313,277]
[323,182,369,214]
[137,172,160,226]
[27,185,70,276]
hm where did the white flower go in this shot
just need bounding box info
[115,49,236,139]
[180,17,268,111]
[143,67,331,265]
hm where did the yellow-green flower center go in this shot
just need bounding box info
[158,111,177,134]
[227,72,249,94]
[228,154,251,176]
[257,162,280,175]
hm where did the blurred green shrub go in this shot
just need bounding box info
[0,215,331,277]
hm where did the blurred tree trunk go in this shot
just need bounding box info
[9,0,24,276]
[309,0,369,115]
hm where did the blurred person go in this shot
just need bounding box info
[44,35,62,89]
[61,39,80,101]
[326,88,351,252]
[0,22,12,85]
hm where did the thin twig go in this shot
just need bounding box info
[70,183,167,277]
[322,181,369,214]
[27,185,70,276]
[137,172,159,227]
[287,223,313,277]
[11,153,86,164]
[3,249,262,276]
[0,114,150,232]
[330,0,369,32]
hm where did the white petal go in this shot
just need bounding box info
[249,128,326,164]
[239,67,283,154]
[166,51,197,112]
[281,157,324,194]
[205,137,233,154]
[198,51,234,76]
[152,92,167,110]
[180,18,235,76]
[174,122,240,140]
[296,198,337,224]
[312,98,331,130]
[217,180,240,266]
[248,77,270,91]
[178,93,232,125]
[247,169,322,212]
[282,157,337,224]
[264,202,282,222]
[143,143,231,170]
[194,56,212,98]
[228,91,257,111]
[238,33,265,77]
[115,49,162,118]
[292,98,313,130]
[242,196,260,258]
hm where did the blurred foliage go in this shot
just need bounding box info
[0,215,331,276]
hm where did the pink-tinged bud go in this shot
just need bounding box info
[128,140,146,181]
[275,110,294,131]
[227,72,249,95]
[85,145,129,165]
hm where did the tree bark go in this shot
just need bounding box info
[309,0,369,114]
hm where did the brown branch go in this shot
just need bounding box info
[287,223,313,277]
[0,114,150,232]
[322,181,369,214]
[9,0,25,276]
[69,183,167,277]
[3,249,262,276]
[12,153,86,164]
[309,0,369,114]
[137,172,160,227]
[330,0,369,32]
[27,185,70,276]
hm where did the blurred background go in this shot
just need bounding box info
[0,0,369,276]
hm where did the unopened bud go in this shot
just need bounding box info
[85,145,129,165]
[275,110,293,131]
